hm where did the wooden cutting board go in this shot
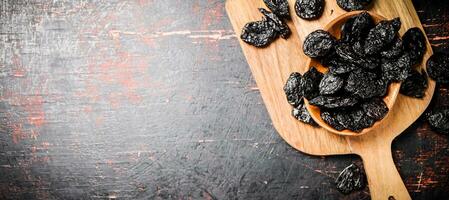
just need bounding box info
[226,0,436,199]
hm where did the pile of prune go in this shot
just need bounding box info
[284,11,431,132]
[335,164,366,194]
[240,0,291,47]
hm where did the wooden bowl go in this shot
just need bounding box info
[305,11,402,136]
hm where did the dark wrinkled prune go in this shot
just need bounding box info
[241,20,277,47]
[345,70,381,99]
[400,69,428,98]
[347,109,375,132]
[426,52,449,84]
[380,37,403,59]
[295,0,324,20]
[301,67,323,99]
[321,111,345,131]
[292,103,318,126]
[352,40,365,57]
[426,108,449,135]
[319,73,344,95]
[361,98,388,121]
[374,78,389,97]
[335,164,366,194]
[321,52,358,74]
[341,11,374,43]
[263,0,290,19]
[303,30,336,58]
[259,8,291,39]
[364,18,401,55]
[335,42,379,70]
[309,96,359,109]
[337,0,373,11]
[284,72,303,107]
[403,27,427,65]
[381,53,412,81]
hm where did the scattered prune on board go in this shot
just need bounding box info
[341,11,374,43]
[292,103,318,126]
[345,70,381,99]
[319,73,344,95]
[295,0,324,20]
[361,98,388,121]
[284,72,303,107]
[380,37,404,59]
[364,18,401,55]
[303,30,336,58]
[301,67,324,99]
[335,164,366,194]
[321,111,345,131]
[336,0,373,11]
[403,27,427,65]
[241,20,277,47]
[426,108,449,135]
[426,52,449,84]
[400,69,428,98]
[309,96,359,109]
[263,0,290,19]
[259,8,291,39]
[381,53,412,82]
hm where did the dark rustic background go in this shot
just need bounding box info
[0,0,448,199]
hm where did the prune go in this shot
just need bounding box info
[426,52,449,84]
[341,11,374,43]
[345,70,381,99]
[335,164,366,194]
[403,27,427,65]
[345,109,375,132]
[380,37,404,59]
[263,0,290,19]
[295,0,324,20]
[321,52,358,74]
[337,0,373,11]
[309,96,359,109]
[381,53,411,81]
[292,103,318,126]
[284,72,303,107]
[335,42,379,70]
[321,111,345,131]
[319,73,344,95]
[241,20,277,47]
[361,98,388,120]
[301,67,323,99]
[426,108,449,135]
[364,18,401,55]
[400,69,428,98]
[259,8,291,39]
[303,30,336,58]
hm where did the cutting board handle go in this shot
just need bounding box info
[359,144,411,200]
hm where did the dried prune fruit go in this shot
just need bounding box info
[364,18,401,55]
[335,42,379,70]
[284,72,303,107]
[345,70,380,99]
[400,69,428,98]
[292,103,318,126]
[341,11,374,43]
[380,37,403,59]
[309,96,359,109]
[346,109,375,132]
[361,98,388,121]
[337,0,373,11]
[303,30,336,58]
[319,73,344,95]
[381,53,411,82]
[426,52,449,84]
[321,52,358,74]
[259,8,291,39]
[403,27,427,65]
[295,0,324,20]
[321,111,345,131]
[426,108,449,135]
[335,164,366,194]
[301,67,323,100]
[241,20,277,47]
[263,0,290,19]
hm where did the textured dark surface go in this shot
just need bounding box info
[0,0,448,199]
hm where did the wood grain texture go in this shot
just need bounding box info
[226,0,435,199]
[0,0,447,199]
